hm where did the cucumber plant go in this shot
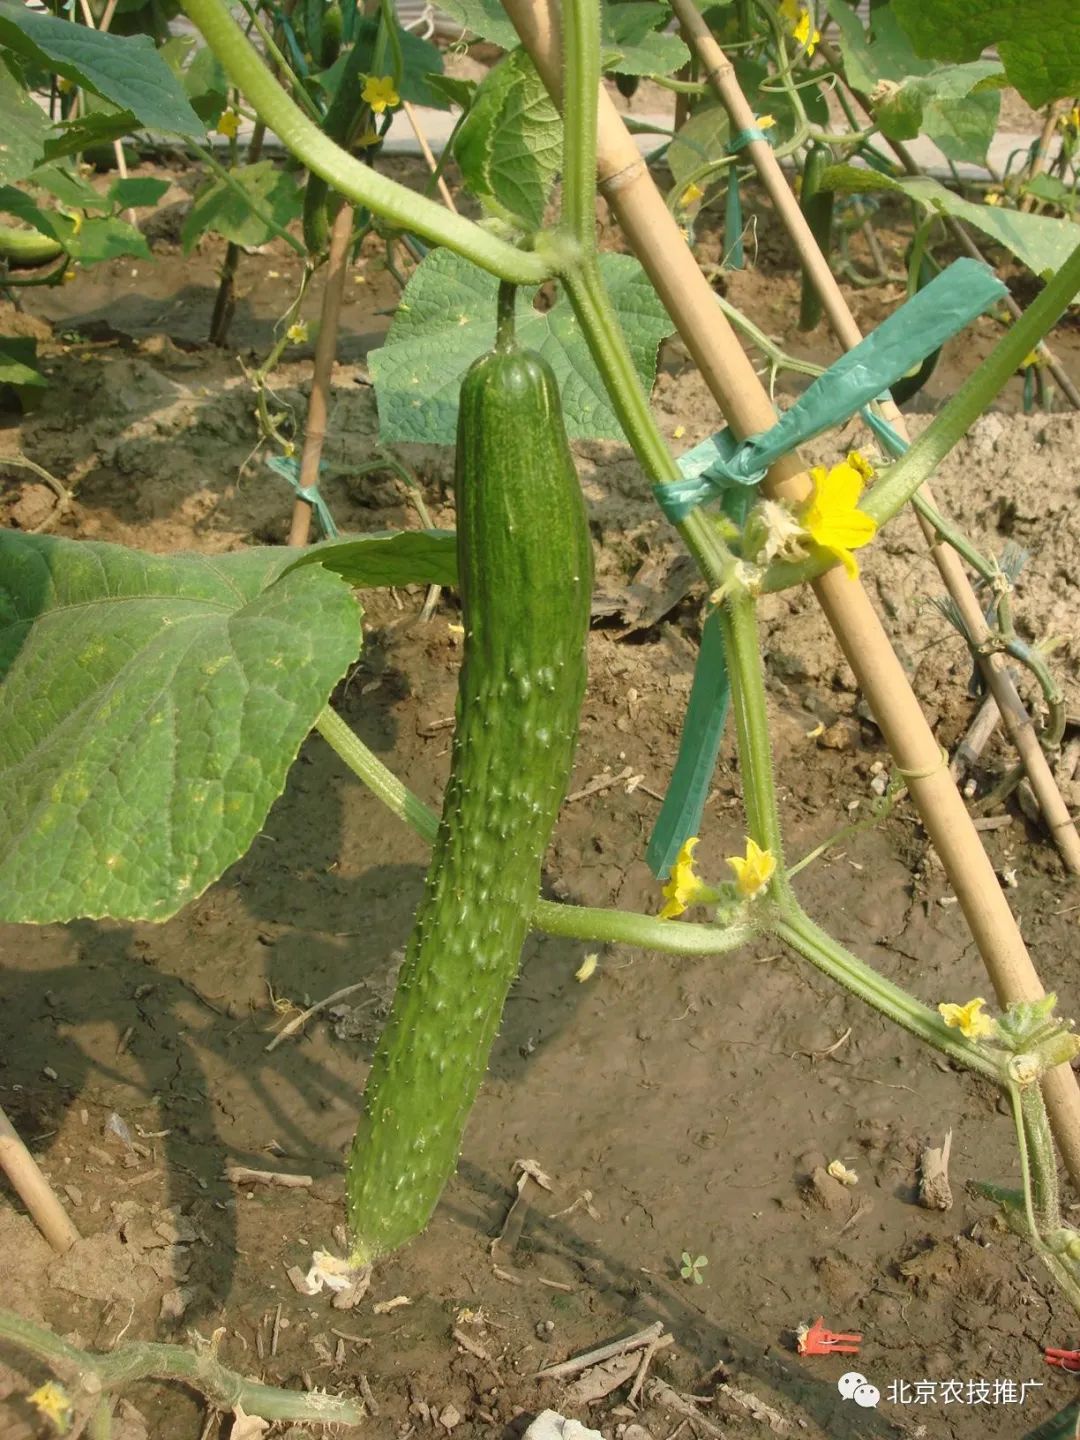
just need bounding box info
[3,0,1080,1388]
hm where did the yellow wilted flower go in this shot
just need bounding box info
[216,108,241,139]
[725,837,776,900]
[680,182,705,208]
[658,837,720,920]
[362,75,400,114]
[29,1381,73,1431]
[575,953,598,982]
[938,997,999,1040]
[800,453,877,579]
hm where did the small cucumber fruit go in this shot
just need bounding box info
[798,143,833,332]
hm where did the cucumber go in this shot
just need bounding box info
[0,225,64,270]
[890,247,942,405]
[345,289,592,1264]
[798,144,833,332]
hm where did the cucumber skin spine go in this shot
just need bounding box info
[346,347,592,1263]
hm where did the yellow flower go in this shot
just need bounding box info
[781,1,820,55]
[362,75,400,114]
[725,837,776,900]
[680,182,705,208]
[673,424,686,439]
[800,455,877,579]
[985,190,1002,206]
[286,321,309,344]
[216,108,241,139]
[938,997,999,1040]
[29,1381,73,1431]
[62,268,77,284]
[1021,348,1043,370]
[846,450,874,482]
[757,113,777,130]
[659,837,720,920]
[1059,106,1080,131]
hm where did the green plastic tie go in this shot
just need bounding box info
[723,126,771,270]
[654,257,1006,525]
[645,487,756,880]
[266,454,341,538]
[728,125,772,152]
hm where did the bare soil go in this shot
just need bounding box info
[2,152,1080,1440]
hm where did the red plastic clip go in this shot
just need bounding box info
[797,1317,863,1357]
[1045,1347,1080,1373]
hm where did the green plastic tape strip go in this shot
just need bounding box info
[646,608,731,880]
[266,454,341,539]
[728,125,772,152]
[861,403,908,458]
[725,173,744,270]
[654,258,1006,524]
[645,486,756,879]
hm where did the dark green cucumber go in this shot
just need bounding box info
[798,144,833,332]
[345,311,592,1264]
[890,247,942,405]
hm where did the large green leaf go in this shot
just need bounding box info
[0,56,50,184]
[369,248,673,444]
[602,3,689,77]
[454,48,561,230]
[431,0,520,50]
[0,533,361,924]
[891,0,1080,108]
[180,161,302,253]
[820,165,1080,280]
[826,2,1001,166]
[288,530,459,588]
[0,0,203,136]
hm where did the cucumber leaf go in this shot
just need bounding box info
[181,161,302,252]
[370,248,673,444]
[453,48,561,230]
[0,533,362,924]
[286,530,459,587]
[0,56,50,184]
[820,164,1080,280]
[891,0,1080,108]
[0,0,204,136]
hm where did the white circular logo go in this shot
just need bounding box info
[837,1372,868,1400]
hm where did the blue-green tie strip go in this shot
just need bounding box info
[646,257,1007,879]
[266,455,341,539]
[653,258,1007,526]
[724,126,772,270]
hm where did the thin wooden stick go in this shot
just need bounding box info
[535,1321,665,1380]
[289,201,353,546]
[402,100,458,213]
[264,980,369,1051]
[0,1104,80,1253]
[502,0,1080,1188]
[1021,102,1064,212]
[670,0,1080,876]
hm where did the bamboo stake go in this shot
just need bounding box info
[816,40,1080,412]
[289,201,353,547]
[501,0,1080,1186]
[1021,101,1064,212]
[669,0,1080,875]
[402,99,458,212]
[0,1104,80,1254]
